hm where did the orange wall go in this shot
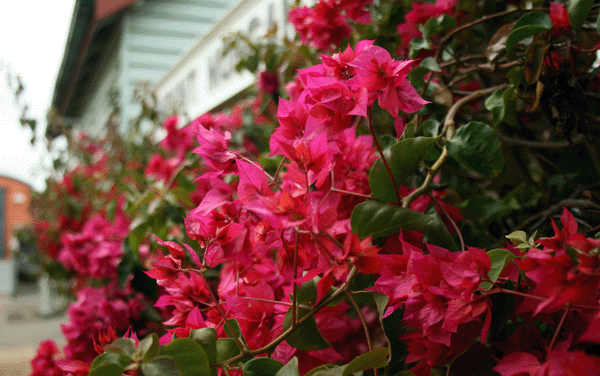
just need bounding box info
[0,176,32,259]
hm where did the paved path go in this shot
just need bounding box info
[0,283,67,376]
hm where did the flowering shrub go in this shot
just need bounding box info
[29,1,600,375]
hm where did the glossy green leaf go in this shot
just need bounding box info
[216,338,241,363]
[506,13,551,53]
[282,306,331,351]
[446,121,504,179]
[506,25,549,53]
[191,327,217,359]
[224,318,246,344]
[487,249,516,284]
[351,201,430,239]
[88,363,125,376]
[159,338,210,376]
[191,328,217,376]
[424,212,459,252]
[306,364,339,376]
[369,136,438,203]
[513,11,552,30]
[141,356,184,376]
[342,348,390,376]
[484,88,518,127]
[105,338,136,357]
[243,357,284,376]
[275,357,300,376]
[139,333,159,362]
[89,352,132,370]
[568,0,594,33]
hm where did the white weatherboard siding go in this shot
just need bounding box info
[118,0,238,131]
[79,37,121,134]
[154,0,296,119]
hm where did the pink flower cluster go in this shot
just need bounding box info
[289,0,372,51]
[147,40,434,371]
[396,0,457,54]
[57,209,129,282]
[493,209,600,375]
[60,283,145,364]
[30,284,145,376]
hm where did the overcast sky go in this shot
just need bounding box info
[0,0,76,191]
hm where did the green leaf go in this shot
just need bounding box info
[89,352,132,370]
[424,212,459,252]
[306,364,339,376]
[88,363,125,376]
[243,357,284,376]
[419,57,442,72]
[513,11,553,30]
[506,25,549,53]
[282,306,331,351]
[506,12,551,53]
[351,201,457,250]
[141,356,184,376]
[224,318,248,347]
[159,338,210,376]
[342,348,389,376]
[191,328,218,376]
[351,201,430,239]
[369,137,439,203]
[275,357,300,376]
[216,338,241,363]
[486,249,516,284]
[105,338,136,357]
[138,333,159,362]
[446,121,504,178]
[505,230,528,246]
[484,88,518,127]
[568,0,594,33]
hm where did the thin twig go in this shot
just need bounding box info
[549,303,571,350]
[198,269,250,354]
[428,193,466,252]
[210,267,360,367]
[368,107,402,205]
[496,133,585,149]
[403,85,507,208]
[345,290,373,352]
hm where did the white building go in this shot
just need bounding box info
[52,0,295,135]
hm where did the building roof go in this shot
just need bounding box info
[52,0,238,120]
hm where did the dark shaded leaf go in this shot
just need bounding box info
[370,137,439,203]
[446,121,504,178]
[141,356,184,376]
[243,357,284,376]
[88,363,125,376]
[568,0,594,33]
[282,306,331,351]
[342,348,389,376]
[159,338,210,376]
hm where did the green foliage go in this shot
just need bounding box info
[369,136,439,203]
[506,12,552,53]
[568,0,595,33]
[158,338,210,376]
[446,121,504,179]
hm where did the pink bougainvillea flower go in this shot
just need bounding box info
[550,1,571,36]
[494,349,600,376]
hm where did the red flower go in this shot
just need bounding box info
[550,2,571,36]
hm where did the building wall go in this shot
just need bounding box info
[0,177,32,259]
[79,28,122,135]
[155,0,296,118]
